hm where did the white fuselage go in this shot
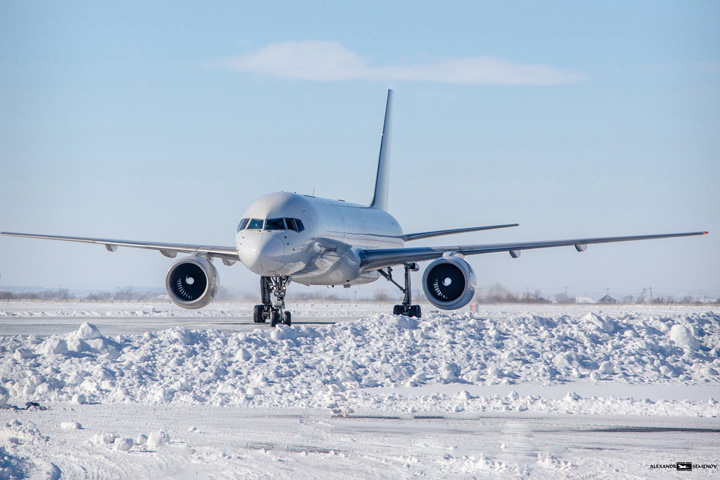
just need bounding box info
[235,192,404,285]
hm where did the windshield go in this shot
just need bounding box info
[246,218,264,230]
[239,217,304,232]
[265,218,286,230]
[286,218,305,232]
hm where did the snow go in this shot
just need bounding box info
[669,324,701,351]
[1,302,719,478]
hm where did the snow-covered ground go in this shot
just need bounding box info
[1,302,719,478]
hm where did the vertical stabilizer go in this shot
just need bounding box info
[370,89,393,210]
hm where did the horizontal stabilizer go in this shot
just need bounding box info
[402,223,519,242]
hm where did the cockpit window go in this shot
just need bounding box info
[247,218,264,230]
[284,218,305,232]
[265,218,286,230]
[241,218,303,232]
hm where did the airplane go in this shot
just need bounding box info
[1,90,708,326]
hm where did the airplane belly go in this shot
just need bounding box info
[290,242,378,286]
[293,270,379,286]
[292,266,379,286]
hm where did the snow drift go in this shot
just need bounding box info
[1,309,718,416]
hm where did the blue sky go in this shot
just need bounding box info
[1,1,718,299]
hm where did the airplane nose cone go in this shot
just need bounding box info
[239,234,285,275]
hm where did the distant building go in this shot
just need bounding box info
[599,294,617,304]
[575,296,598,304]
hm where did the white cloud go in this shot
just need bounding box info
[214,41,586,86]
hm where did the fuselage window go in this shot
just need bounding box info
[295,219,305,232]
[247,218,264,230]
[265,218,286,231]
[285,218,298,232]
[237,218,249,232]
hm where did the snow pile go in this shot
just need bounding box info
[1,310,718,415]
[87,429,168,452]
[669,324,701,351]
[347,389,720,417]
[0,420,59,480]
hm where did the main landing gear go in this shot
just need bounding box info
[379,263,422,318]
[253,276,292,327]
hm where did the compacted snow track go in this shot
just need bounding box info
[1,302,719,478]
[3,405,720,479]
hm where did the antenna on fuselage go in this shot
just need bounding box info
[369,89,393,211]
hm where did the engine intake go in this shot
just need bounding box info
[165,255,219,309]
[422,256,476,310]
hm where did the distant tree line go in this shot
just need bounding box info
[0,288,161,302]
[471,283,719,305]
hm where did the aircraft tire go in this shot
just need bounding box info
[253,305,266,323]
[283,311,291,326]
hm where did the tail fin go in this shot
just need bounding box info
[370,89,393,210]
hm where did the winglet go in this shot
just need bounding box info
[370,89,393,210]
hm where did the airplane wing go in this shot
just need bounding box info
[400,223,519,241]
[0,232,239,265]
[359,231,708,272]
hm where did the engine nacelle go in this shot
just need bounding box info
[422,256,476,310]
[165,255,219,309]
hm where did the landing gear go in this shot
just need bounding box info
[270,311,291,327]
[380,263,422,318]
[393,304,422,317]
[254,276,292,327]
[252,304,265,323]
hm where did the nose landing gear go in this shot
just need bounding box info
[253,276,292,327]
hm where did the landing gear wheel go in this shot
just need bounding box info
[382,264,421,319]
[392,304,422,318]
[283,311,292,326]
[253,305,266,323]
[270,311,280,327]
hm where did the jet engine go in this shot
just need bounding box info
[165,255,219,309]
[422,256,476,310]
